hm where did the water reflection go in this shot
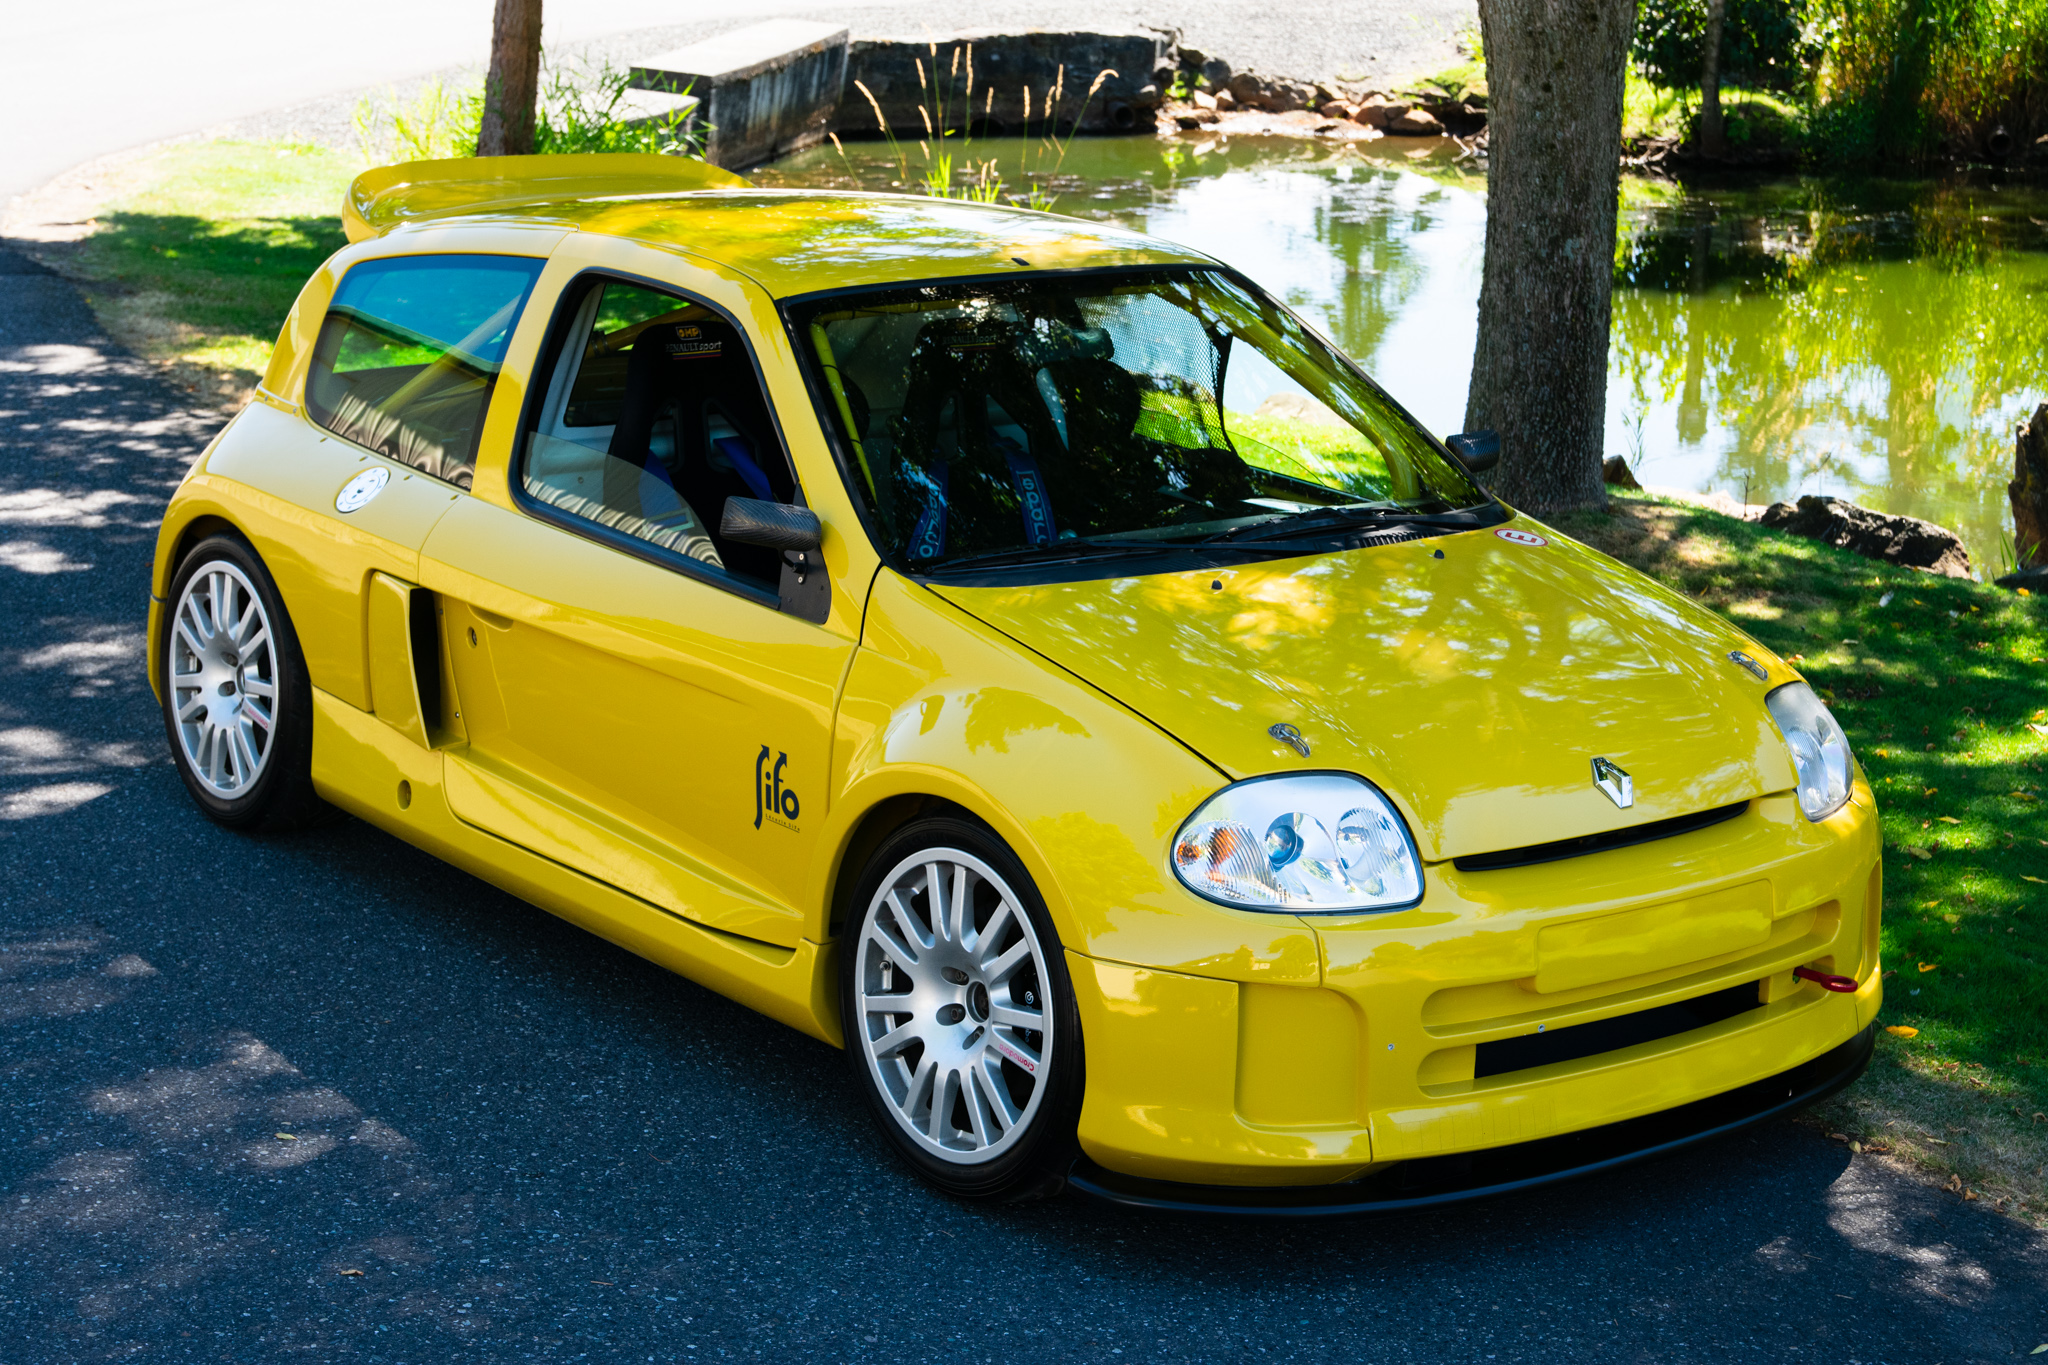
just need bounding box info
[760,139,2048,572]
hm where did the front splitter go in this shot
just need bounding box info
[1067,1023,1876,1217]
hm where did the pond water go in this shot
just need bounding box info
[754,135,2048,575]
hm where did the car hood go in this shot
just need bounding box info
[927,523,1801,862]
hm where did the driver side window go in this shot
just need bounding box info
[519,278,799,587]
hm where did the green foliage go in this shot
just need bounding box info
[353,54,703,165]
[1634,0,1819,92]
[531,58,702,158]
[1803,0,2048,163]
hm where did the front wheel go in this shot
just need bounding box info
[839,816,1084,1200]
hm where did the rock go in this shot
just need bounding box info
[1320,100,1357,120]
[1758,495,1974,578]
[1995,565,2048,593]
[1174,110,1218,129]
[1352,94,1404,129]
[1225,71,1265,106]
[1601,456,1642,490]
[1177,46,1206,68]
[1201,58,1232,89]
[1213,88,1237,112]
[1313,82,1343,106]
[1226,71,1315,112]
[2009,403,2048,571]
[1386,106,1443,136]
[1190,89,1217,112]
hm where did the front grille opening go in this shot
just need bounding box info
[1454,801,1749,873]
[1473,981,1763,1080]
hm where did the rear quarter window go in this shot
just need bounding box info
[305,254,546,489]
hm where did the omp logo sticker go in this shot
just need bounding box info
[675,325,702,338]
[754,745,801,831]
[1495,527,1548,547]
[334,467,390,514]
[991,1035,1037,1073]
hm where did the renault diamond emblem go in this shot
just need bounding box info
[1591,757,1634,809]
[1268,723,1311,758]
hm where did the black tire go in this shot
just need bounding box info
[839,815,1085,1201]
[160,532,327,832]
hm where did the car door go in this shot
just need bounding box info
[421,257,858,947]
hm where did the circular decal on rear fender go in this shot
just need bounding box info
[335,467,391,514]
[1495,527,1547,547]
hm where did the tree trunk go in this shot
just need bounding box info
[2013,403,2048,568]
[1698,0,1728,158]
[477,0,544,157]
[1463,0,1638,512]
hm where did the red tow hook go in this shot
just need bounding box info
[1793,966,1859,993]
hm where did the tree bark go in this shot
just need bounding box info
[1463,0,1638,511]
[1698,0,1728,158]
[477,0,543,157]
[2013,403,2048,568]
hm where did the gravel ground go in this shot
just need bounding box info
[6,244,2048,1363]
[4,1,1473,204]
[232,1,1474,149]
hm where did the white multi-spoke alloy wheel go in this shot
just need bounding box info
[169,559,278,797]
[161,535,325,832]
[855,846,1056,1166]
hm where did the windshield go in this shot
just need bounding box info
[790,268,1493,574]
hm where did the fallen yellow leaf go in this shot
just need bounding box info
[1919,962,1940,972]
[2030,1345,2047,1356]
[1924,787,1939,795]
[1920,900,1940,908]
[1886,1025,1919,1037]
[1938,816,1962,824]
[1943,913,1960,924]
[275,1133,296,1141]
[1903,846,1934,860]
[339,1269,364,1277]
[1965,1189,1980,1201]
[2025,876,2048,884]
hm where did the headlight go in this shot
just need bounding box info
[1766,682,1855,821]
[1172,773,1423,912]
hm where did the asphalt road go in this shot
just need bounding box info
[5,249,2048,1363]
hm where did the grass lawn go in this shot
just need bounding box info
[1560,494,2048,1219]
[12,140,355,406]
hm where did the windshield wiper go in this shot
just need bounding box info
[1198,505,1482,544]
[914,539,1193,573]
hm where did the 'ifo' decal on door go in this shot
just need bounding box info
[754,745,801,831]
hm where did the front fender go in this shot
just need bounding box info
[817,570,1323,985]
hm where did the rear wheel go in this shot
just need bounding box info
[840,816,1083,1200]
[161,533,326,832]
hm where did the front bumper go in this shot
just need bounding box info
[1069,1021,1875,1216]
[1066,790,1883,1187]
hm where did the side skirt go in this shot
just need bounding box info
[309,687,842,1046]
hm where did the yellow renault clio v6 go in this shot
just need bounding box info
[149,154,1880,1211]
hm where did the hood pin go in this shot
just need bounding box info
[1268,723,1312,758]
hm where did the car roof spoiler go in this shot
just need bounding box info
[343,154,751,243]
